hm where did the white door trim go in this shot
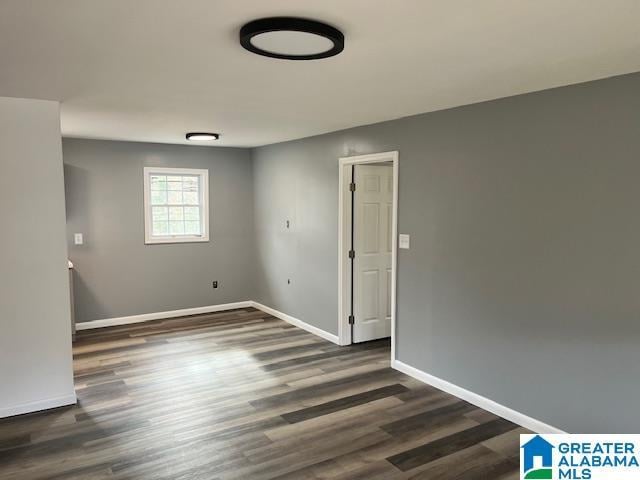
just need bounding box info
[337,151,399,361]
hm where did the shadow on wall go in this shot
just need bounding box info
[72,271,109,323]
[63,164,90,224]
[64,163,103,323]
[252,229,289,312]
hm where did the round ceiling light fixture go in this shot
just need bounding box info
[186,132,220,141]
[240,17,344,60]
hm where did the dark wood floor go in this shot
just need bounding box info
[0,307,526,479]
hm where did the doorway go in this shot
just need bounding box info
[338,152,398,359]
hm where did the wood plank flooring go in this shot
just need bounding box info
[0,307,527,479]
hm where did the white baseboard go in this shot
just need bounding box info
[13,302,334,420]
[76,301,253,330]
[0,393,77,419]
[34,305,559,432]
[250,301,340,345]
[75,301,340,346]
[391,359,565,434]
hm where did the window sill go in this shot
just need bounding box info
[145,236,210,245]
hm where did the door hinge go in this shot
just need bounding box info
[348,315,355,325]
[348,250,355,259]
[349,182,356,192]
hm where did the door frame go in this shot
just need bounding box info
[337,151,399,361]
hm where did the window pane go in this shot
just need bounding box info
[183,176,199,192]
[151,190,167,205]
[185,221,201,235]
[152,206,168,222]
[152,221,168,236]
[184,206,200,221]
[167,176,182,190]
[183,191,198,205]
[169,221,185,235]
[150,175,167,190]
[169,206,184,221]
[168,190,183,204]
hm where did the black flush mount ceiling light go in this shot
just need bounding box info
[186,132,220,141]
[240,17,344,60]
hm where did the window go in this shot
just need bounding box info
[143,167,209,244]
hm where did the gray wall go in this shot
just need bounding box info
[62,72,640,433]
[0,97,75,417]
[252,72,640,434]
[63,139,254,322]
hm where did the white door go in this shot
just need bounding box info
[352,164,393,343]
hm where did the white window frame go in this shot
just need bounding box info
[143,167,210,244]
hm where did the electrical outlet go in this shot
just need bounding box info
[399,234,410,249]
[212,281,218,289]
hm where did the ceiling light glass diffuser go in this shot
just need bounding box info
[186,132,220,141]
[240,17,344,60]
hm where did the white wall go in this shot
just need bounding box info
[0,97,75,417]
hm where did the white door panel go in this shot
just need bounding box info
[386,203,393,252]
[353,164,393,343]
[364,174,380,192]
[386,268,392,319]
[363,203,380,254]
[361,270,380,321]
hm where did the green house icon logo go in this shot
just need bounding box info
[521,435,554,479]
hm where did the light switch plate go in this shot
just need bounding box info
[399,234,410,249]
[74,233,83,245]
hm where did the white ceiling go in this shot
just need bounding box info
[1,0,639,147]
